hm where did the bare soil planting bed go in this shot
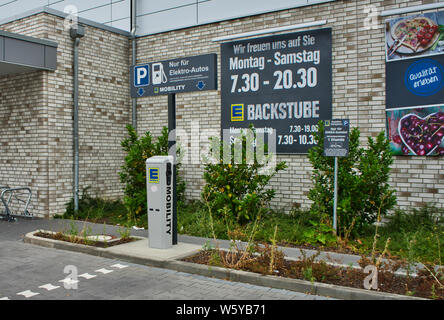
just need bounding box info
[182,248,443,300]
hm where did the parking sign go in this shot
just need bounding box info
[130,54,217,97]
[134,64,149,87]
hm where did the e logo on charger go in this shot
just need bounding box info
[148,168,159,183]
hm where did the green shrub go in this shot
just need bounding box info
[64,186,126,220]
[119,125,186,221]
[302,220,336,245]
[201,126,287,224]
[384,204,444,233]
[308,121,397,238]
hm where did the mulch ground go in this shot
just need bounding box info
[182,247,443,300]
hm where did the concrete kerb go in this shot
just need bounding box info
[23,230,427,300]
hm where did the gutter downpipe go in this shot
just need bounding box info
[74,37,80,213]
[70,26,84,213]
[131,0,137,130]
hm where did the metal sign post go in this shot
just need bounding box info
[323,119,350,235]
[168,93,178,245]
[333,156,338,233]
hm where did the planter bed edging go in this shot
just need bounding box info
[24,231,427,301]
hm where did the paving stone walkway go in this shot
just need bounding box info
[0,219,334,300]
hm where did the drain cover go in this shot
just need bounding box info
[86,235,113,242]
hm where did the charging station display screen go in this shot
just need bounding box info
[131,54,217,97]
[220,28,332,154]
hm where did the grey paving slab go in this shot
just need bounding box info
[0,238,333,300]
[2,218,433,300]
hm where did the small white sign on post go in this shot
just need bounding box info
[323,119,350,234]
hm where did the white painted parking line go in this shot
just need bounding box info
[78,273,97,279]
[95,268,113,274]
[0,297,10,300]
[17,290,39,298]
[110,263,128,269]
[39,284,60,291]
[58,278,79,286]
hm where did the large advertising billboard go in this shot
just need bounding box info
[220,28,332,154]
[385,12,444,156]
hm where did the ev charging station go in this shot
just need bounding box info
[146,156,175,249]
[134,54,217,250]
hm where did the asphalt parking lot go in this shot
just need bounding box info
[0,218,333,301]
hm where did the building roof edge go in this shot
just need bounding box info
[0,6,132,38]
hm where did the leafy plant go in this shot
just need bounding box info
[202,240,214,251]
[302,266,315,282]
[302,219,336,245]
[117,225,131,240]
[63,186,127,223]
[269,225,279,274]
[68,220,79,237]
[201,126,287,224]
[119,125,186,221]
[208,249,223,266]
[308,121,397,238]
[201,192,262,270]
[384,204,444,233]
[81,224,93,246]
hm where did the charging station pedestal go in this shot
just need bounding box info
[146,156,174,249]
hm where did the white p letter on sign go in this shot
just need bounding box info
[134,65,149,87]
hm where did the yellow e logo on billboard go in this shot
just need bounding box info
[148,168,159,183]
[231,104,244,121]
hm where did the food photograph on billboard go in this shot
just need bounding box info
[386,105,444,156]
[386,11,444,62]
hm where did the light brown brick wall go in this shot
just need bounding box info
[0,1,443,217]
[43,14,130,216]
[135,0,444,211]
[0,13,130,217]
[0,13,50,217]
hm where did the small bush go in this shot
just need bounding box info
[308,121,397,238]
[201,127,287,224]
[64,186,125,220]
[119,125,186,221]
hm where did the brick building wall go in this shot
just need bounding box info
[0,0,442,218]
[43,14,130,216]
[0,13,130,217]
[0,13,50,216]
[135,0,444,211]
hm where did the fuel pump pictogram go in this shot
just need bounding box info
[152,62,168,85]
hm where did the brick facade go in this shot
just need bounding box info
[0,13,130,217]
[0,0,442,217]
[136,0,443,211]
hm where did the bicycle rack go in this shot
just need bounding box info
[0,186,11,219]
[0,187,32,222]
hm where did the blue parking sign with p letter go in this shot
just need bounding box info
[134,64,149,87]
